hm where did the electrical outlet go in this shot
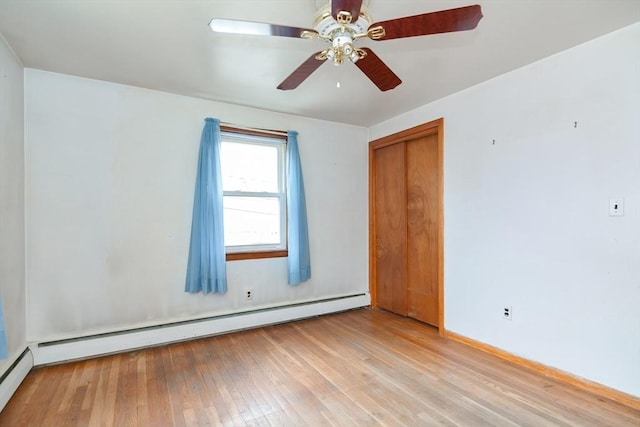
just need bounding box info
[503,306,512,320]
[245,289,253,301]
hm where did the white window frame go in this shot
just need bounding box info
[220,131,287,254]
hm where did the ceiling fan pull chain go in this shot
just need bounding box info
[336,66,341,88]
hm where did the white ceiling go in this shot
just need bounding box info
[1,0,638,127]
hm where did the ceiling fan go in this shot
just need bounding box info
[209,1,482,91]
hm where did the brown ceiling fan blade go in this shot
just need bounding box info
[354,48,401,91]
[331,0,363,23]
[209,19,317,39]
[277,52,326,90]
[371,5,482,40]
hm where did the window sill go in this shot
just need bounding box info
[226,250,288,261]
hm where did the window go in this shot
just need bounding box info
[220,130,287,260]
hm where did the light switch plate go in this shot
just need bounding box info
[609,198,624,217]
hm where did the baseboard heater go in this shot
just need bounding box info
[31,293,370,366]
[0,347,33,412]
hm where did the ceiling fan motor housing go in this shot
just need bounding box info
[313,4,371,37]
[315,4,370,64]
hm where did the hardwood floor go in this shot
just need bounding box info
[1,309,638,426]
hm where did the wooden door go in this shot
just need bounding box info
[406,133,439,326]
[374,142,407,316]
[370,119,443,332]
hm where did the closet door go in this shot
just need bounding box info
[370,119,443,331]
[374,142,407,316]
[406,134,439,326]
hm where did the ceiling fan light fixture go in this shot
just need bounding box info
[327,33,359,66]
[350,49,363,63]
[326,49,335,61]
[333,49,344,65]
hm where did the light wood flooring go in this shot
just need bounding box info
[0,308,638,426]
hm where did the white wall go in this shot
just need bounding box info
[370,23,640,397]
[25,70,369,342]
[0,34,26,372]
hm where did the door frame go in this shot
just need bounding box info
[369,118,445,335]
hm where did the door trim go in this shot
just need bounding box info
[369,118,444,335]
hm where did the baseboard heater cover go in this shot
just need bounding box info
[0,348,34,412]
[31,293,370,366]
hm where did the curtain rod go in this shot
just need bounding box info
[221,122,288,137]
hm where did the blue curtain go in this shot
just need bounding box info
[0,292,7,358]
[185,118,227,294]
[286,131,311,285]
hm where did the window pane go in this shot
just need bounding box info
[223,196,281,247]
[221,142,279,192]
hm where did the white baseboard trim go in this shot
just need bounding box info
[0,348,34,412]
[32,293,371,366]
